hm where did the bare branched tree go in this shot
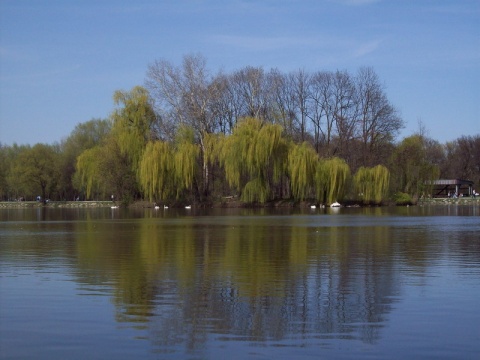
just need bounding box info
[146,54,223,197]
[354,67,403,167]
[332,70,358,161]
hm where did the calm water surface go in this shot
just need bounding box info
[1,206,479,359]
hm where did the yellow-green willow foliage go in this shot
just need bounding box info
[315,157,350,204]
[354,165,390,204]
[111,86,156,174]
[201,132,225,194]
[242,178,270,203]
[256,122,287,183]
[224,117,261,187]
[288,142,318,201]
[219,117,288,203]
[138,141,174,201]
[174,125,200,193]
[203,132,224,166]
[75,138,137,201]
[76,146,104,198]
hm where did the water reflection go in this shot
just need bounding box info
[71,212,458,346]
[1,207,479,358]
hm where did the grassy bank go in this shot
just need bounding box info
[1,197,479,209]
[0,201,114,208]
[418,197,480,206]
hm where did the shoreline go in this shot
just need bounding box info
[0,197,479,209]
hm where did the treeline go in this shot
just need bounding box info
[0,55,479,205]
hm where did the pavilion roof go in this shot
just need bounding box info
[427,179,474,185]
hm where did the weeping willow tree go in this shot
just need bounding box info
[354,165,390,204]
[241,178,270,203]
[138,126,200,202]
[199,131,226,197]
[255,121,287,184]
[138,141,175,202]
[174,125,200,198]
[287,142,318,201]
[315,157,351,205]
[219,119,258,190]
[111,86,157,176]
[219,117,288,203]
[203,132,224,167]
[75,137,138,202]
[75,146,105,199]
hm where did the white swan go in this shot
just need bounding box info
[154,205,160,210]
[163,205,168,209]
[111,205,119,209]
[330,202,341,208]
[185,205,191,209]
[310,205,316,209]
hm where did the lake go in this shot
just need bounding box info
[1,205,479,359]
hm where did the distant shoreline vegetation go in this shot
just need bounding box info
[0,55,479,206]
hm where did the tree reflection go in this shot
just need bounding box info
[3,207,479,357]
[70,214,405,352]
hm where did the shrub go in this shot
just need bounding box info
[393,192,413,206]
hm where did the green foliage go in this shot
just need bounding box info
[256,122,287,183]
[1,144,30,200]
[0,145,9,200]
[73,86,156,202]
[75,146,105,199]
[64,119,111,152]
[241,178,269,203]
[354,165,390,204]
[203,132,224,166]
[226,117,262,184]
[139,141,175,202]
[219,133,243,190]
[111,86,157,175]
[174,126,200,195]
[59,119,111,200]
[219,117,288,203]
[137,126,215,203]
[390,135,440,198]
[75,137,138,202]
[9,144,60,201]
[315,157,351,204]
[393,192,413,205]
[288,142,318,201]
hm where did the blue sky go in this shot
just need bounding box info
[1,0,479,146]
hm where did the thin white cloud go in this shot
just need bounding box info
[353,39,382,58]
[208,33,350,52]
[209,34,322,51]
[207,33,387,68]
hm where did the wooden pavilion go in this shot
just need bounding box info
[427,179,474,198]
